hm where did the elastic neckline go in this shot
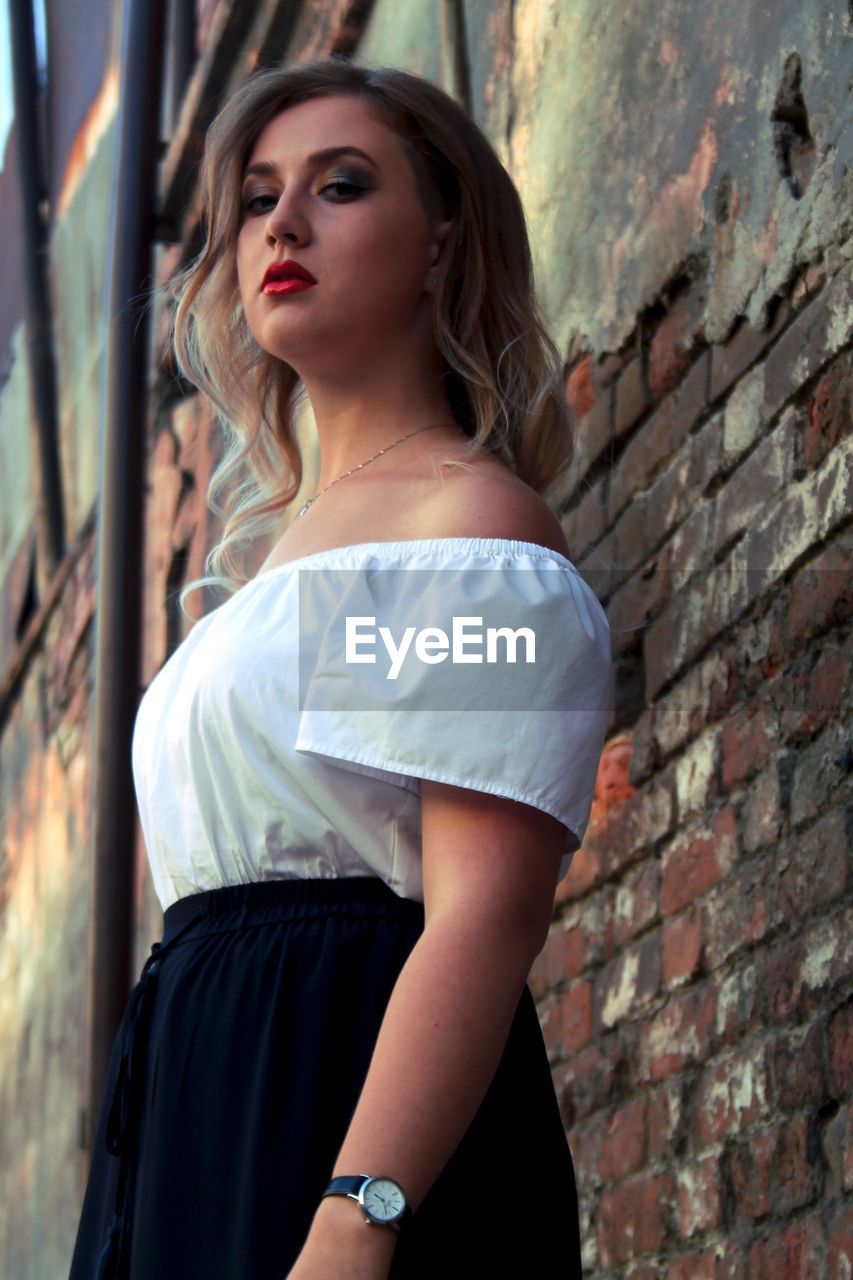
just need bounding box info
[244,536,579,590]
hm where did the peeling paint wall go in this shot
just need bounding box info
[0,1,850,1276]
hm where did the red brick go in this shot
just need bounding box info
[803,352,852,470]
[565,355,597,420]
[614,355,652,440]
[613,860,660,948]
[647,1078,687,1163]
[597,1096,648,1182]
[829,997,853,1097]
[827,1207,853,1280]
[720,698,776,789]
[726,1115,822,1224]
[648,290,708,401]
[763,261,853,424]
[593,932,661,1034]
[783,540,853,647]
[597,1171,676,1266]
[554,1040,624,1126]
[561,980,593,1054]
[661,819,736,916]
[748,1213,827,1279]
[665,1241,746,1280]
[663,905,703,986]
[709,301,791,403]
[638,984,717,1082]
[691,1044,770,1147]
[704,854,773,970]
[677,1152,723,1240]
[771,1021,829,1110]
[773,808,845,921]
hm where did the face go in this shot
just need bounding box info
[236,94,451,374]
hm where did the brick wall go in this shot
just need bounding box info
[529,256,852,1276]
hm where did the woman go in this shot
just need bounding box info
[69,57,613,1280]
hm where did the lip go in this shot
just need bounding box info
[261,259,318,289]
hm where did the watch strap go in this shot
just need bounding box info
[322,1174,413,1231]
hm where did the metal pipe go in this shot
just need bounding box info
[8,0,66,577]
[84,0,168,1155]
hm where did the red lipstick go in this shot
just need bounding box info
[261,259,317,293]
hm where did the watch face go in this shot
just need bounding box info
[360,1177,406,1223]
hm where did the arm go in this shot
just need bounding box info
[288,780,566,1277]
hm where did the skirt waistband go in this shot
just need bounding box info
[162,876,425,944]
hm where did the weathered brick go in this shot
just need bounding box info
[828,996,853,1098]
[562,472,608,555]
[664,1240,747,1280]
[662,905,703,987]
[747,1213,827,1280]
[827,1207,853,1280]
[763,259,853,425]
[677,1151,723,1240]
[593,931,662,1033]
[555,1038,627,1126]
[822,1099,853,1200]
[610,385,700,518]
[771,1021,829,1111]
[790,719,851,828]
[600,778,675,881]
[804,351,853,470]
[783,540,852,648]
[712,406,800,559]
[722,364,766,465]
[597,1171,677,1266]
[648,288,708,401]
[760,907,853,1025]
[638,983,717,1082]
[647,1076,688,1162]
[720,698,778,790]
[775,807,849,923]
[613,860,660,947]
[614,356,653,440]
[661,808,737,917]
[691,1042,770,1147]
[597,1095,648,1182]
[725,1114,823,1223]
[703,853,774,971]
[713,958,766,1042]
[709,300,791,404]
[566,354,597,421]
[741,762,783,854]
[561,979,594,1054]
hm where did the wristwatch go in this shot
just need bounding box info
[321,1174,412,1232]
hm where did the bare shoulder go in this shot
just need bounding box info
[418,466,572,559]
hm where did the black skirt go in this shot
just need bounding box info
[68,877,583,1278]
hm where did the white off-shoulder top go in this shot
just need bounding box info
[131,537,614,911]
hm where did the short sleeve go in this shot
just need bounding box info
[292,554,613,882]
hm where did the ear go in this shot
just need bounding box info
[426,216,456,284]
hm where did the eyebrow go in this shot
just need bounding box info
[241,146,379,183]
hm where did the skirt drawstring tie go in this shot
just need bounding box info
[93,907,208,1280]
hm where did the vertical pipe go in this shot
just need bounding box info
[8,0,66,576]
[84,0,168,1154]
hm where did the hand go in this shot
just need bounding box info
[284,1195,398,1280]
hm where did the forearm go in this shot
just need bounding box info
[313,911,540,1221]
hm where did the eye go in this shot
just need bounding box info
[241,177,367,215]
[319,178,366,199]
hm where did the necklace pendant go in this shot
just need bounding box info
[297,501,311,518]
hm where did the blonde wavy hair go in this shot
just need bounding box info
[166,56,577,618]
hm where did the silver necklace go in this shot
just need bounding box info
[296,423,448,518]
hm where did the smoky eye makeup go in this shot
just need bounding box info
[239,166,372,209]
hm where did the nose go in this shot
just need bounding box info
[264,191,309,247]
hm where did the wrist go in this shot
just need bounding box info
[309,1192,399,1255]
